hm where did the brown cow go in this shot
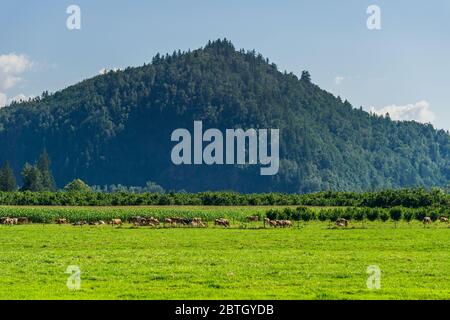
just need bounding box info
[147,217,160,226]
[3,218,17,225]
[336,218,349,227]
[164,218,175,226]
[110,219,122,226]
[423,217,432,225]
[89,221,105,226]
[190,218,206,227]
[264,218,278,227]
[17,217,29,225]
[130,216,144,225]
[131,216,147,226]
[72,220,87,226]
[0,217,9,224]
[191,221,206,228]
[215,218,230,227]
[168,217,183,226]
[56,218,68,225]
[278,220,292,228]
[180,218,193,225]
[246,216,259,222]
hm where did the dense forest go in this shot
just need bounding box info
[0,39,448,193]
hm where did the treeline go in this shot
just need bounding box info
[0,188,447,208]
[0,151,165,195]
[0,151,55,192]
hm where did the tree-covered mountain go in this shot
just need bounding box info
[0,39,448,193]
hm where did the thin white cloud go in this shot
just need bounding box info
[0,54,32,91]
[9,93,33,104]
[334,76,344,85]
[370,100,436,124]
[0,93,35,108]
[99,67,120,75]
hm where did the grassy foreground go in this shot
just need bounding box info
[0,221,449,300]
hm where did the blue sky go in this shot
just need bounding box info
[0,0,449,130]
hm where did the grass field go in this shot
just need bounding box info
[0,219,449,300]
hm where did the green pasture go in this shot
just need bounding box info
[0,219,448,299]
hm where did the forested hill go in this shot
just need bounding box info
[0,39,449,193]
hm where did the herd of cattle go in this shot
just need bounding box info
[0,215,449,227]
[0,217,29,225]
[0,215,288,228]
[424,216,448,224]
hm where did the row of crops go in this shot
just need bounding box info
[0,205,448,224]
[0,206,268,223]
[267,206,449,224]
[0,188,448,207]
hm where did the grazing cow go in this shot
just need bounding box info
[110,219,122,226]
[147,217,160,226]
[264,218,278,227]
[178,218,192,226]
[89,221,104,226]
[56,218,68,225]
[164,218,175,226]
[167,217,182,226]
[215,218,230,227]
[423,217,432,225]
[191,220,206,228]
[131,216,147,226]
[130,216,144,224]
[72,220,87,226]
[17,217,29,225]
[0,217,9,224]
[278,220,292,228]
[190,218,206,227]
[98,220,106,225]
[440,217,449,223]
[336,218,349,227]
[3,218,17,225]
[246,216,259,222]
